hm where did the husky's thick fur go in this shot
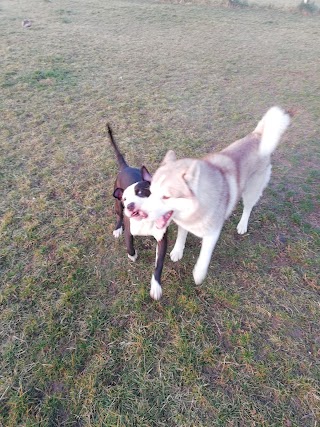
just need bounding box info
[136,107,291,285]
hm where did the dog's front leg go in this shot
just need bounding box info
[170,226,188,262]
[124,217,137,262]
[113,199,124,238]
[193,230,221,285]
[150,231,168,301]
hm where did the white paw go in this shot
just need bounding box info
[128,250,138,262]
[237,221,248,235]
[193,264,207,285]
[170,248,184,262]
[150,276,162,300]
[113,227,123,238]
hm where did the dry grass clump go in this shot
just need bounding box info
[1,0,319,425]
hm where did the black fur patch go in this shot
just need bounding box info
[134,181,151,198]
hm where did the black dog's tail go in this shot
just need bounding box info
[107,124,128,169]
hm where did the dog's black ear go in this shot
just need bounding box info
[141,166,152,182]
[113,188,123,200]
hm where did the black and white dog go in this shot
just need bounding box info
[108,124,169,300]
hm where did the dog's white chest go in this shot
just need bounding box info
[130,219,165,241]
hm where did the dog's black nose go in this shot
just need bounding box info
[127,202,135,212]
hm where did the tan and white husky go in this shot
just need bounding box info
[136,107,291,289]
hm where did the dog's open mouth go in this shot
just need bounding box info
[155,211,173,229]
[129,210,148,221]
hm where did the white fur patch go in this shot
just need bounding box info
[170,248,184,262]
[129,218,166,241]
[128,250,138,262]
[193,263,207,285]
[225,174,238,219]
[113,227,123,238]
[237,217,249,235]
[150,275,162,300]
[192,232,221,285]
[122,184,138,218]
[237,164,272,235]
[170,226,188,262]
[257,107,291,157]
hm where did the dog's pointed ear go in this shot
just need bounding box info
[113,188,123,200]
[182,161,201,194]
[141,166,152,182]
[161,150,176,165]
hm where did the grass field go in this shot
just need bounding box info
[1,0,319,426]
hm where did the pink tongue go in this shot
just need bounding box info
[155,218,164,229]
[155,212,172,229]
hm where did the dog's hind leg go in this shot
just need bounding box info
[150,231,168,301]
[170,226,188,262]
[237,165,272,234]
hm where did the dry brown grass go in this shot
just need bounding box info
[1,0,319,426]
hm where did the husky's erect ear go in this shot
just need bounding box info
[161,150,176,165]
[177,178,194,198]
[113,188,123,200]
[141,166,152,182]
[182,161,201,194]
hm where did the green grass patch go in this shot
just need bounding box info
[25,69,75,88]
